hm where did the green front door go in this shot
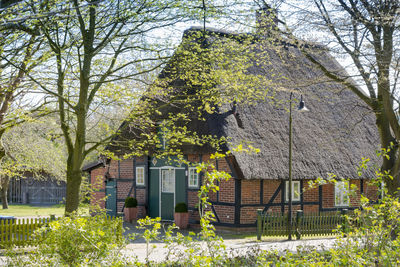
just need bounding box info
[149,169,160,218]
[105,179,116,217]
[148,157,187,220]
[161,169,175,220]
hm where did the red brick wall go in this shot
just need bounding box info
[188,191,198,209]
[90,158,147,218]
[240,206,264,224]
[186,154,237,224]
[219,178,235,203]
[217,158,231,172]
[303,180,318,202]
[263,180,281,204]
[238,179,379,224]
[213,205,235,224]
[90,167,106,209]
[119,159,133,178]
[302,179,319,213]
[242,180,260,204]
[109,160,118,178]
[364,180,379,201]
[116,158,147,218]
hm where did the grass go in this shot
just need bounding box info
[0,204,89,217]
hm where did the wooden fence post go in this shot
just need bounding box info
[295,210,303,240]
[257,209,263,241]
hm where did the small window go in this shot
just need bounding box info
[136,167,145,186]
[285,181,301,202]
[188,167,199,188]
[335,181,349,206]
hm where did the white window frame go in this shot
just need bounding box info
[136,166,145,186]
[335,181,350,206]
[188,167,199,188]
[285,181,301,202]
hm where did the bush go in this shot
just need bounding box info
[174,202,188,213]
[125,197,137,208]
[7,214,125,266]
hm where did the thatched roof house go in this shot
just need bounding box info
[89,8,380,225]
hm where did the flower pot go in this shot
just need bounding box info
[124,207,137,222]
[174,212,189,229]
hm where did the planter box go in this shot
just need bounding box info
[124,207,137,223]
[174,212,189,229]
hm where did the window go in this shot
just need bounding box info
[285,181,301,202]
[136,167,145,186]
[161,169,175,193]
[188,167,199,188]
[335,181,349,206]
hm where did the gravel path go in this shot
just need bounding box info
[121,222,338,263]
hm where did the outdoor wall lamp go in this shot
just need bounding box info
[288,92,309,240]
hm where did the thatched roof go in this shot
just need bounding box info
[222,48,379,180]
[114,26,379,180]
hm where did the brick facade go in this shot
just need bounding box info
[88,154,378,227]
[90,167,106,210]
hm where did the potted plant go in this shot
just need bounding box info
[174,202,189,229]
[124,197,138,222]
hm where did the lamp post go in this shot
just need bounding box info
[288,92,308,240]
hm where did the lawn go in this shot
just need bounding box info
[0,204,88,217]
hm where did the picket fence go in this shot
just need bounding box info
[0,217,53,248]
[257,210,348,240]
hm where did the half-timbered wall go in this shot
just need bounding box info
[89,153,379,227]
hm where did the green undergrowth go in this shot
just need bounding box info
[4,153,400,266]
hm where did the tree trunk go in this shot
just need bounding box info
[1,176,9,209]
[375,106,400,196]
[65,166,83,214]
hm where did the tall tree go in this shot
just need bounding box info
[3,0,278,213]
[277,0,400,195]
[16,0,228,213]
[0,0,51,208]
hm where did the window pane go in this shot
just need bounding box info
[335,181,349,206]
[293,181,300,201]
[188,168,198,188]
[285,181,300,202]
[136,167,144,185]
[162,169,174,193]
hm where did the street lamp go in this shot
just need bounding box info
[288,92,309,240]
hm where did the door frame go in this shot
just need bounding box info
[159,167,175,219]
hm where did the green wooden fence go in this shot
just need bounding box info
[257,210,347,240]
[0,217,53,248]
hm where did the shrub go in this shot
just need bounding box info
[174,202,188,213]
[125,197,137,208]
[6,214,125,266]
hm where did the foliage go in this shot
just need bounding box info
[2,0,261,214]
[124,197,137,208]
[174,202,187,213]
[6,153,400,266]
[2,118,66,180]
[6,214,124,266]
